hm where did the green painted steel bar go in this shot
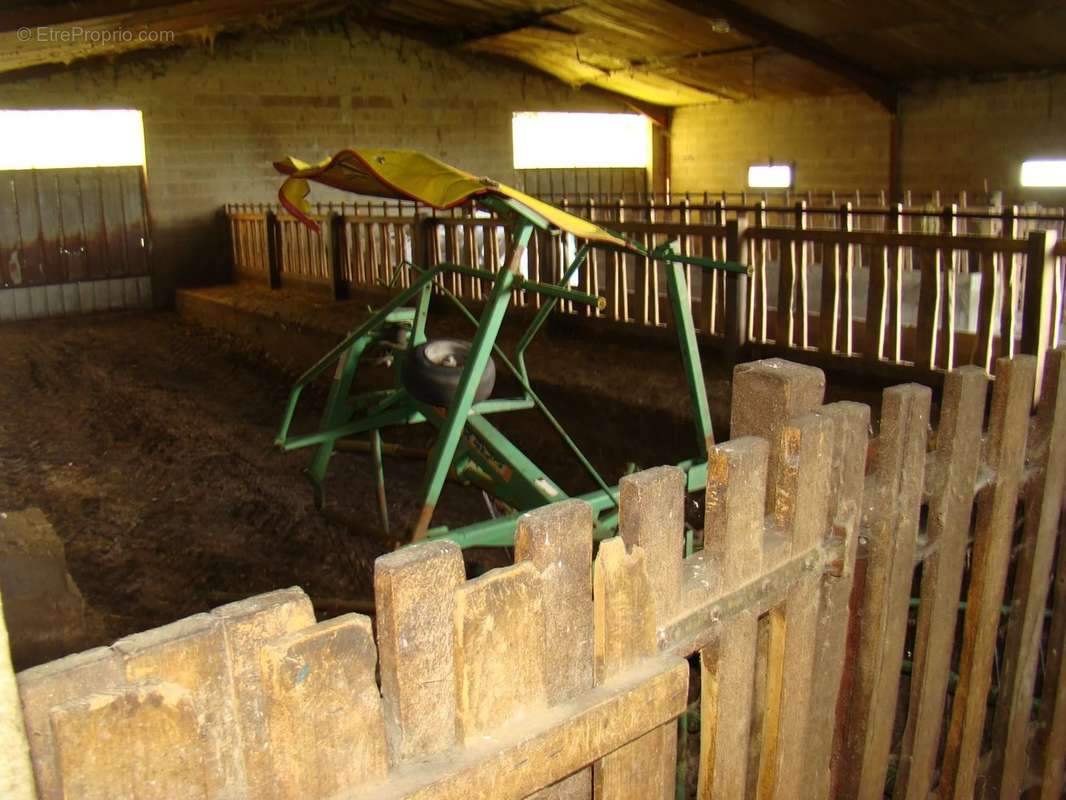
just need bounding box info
[403,256,618,511]
[471,397,537,414]
[280,406,425,451]
[371,429,389,536]
[515,244,590,381]
[427,458,709,549]
[275,268,442,445]
[308,338,367,490]
[434,260,603,307]
[463,413,567,508]
[412,222,535,539]
[665,258,715,456]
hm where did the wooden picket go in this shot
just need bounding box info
[5,350,1066,798]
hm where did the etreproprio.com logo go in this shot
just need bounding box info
[16,26,176,45]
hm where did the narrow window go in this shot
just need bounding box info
[1020,159,1066,188]
[0,109,145,170]
[747,163,792,189]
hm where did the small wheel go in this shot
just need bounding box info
[401,338,496,408]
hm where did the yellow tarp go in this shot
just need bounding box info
[274,148,636,251]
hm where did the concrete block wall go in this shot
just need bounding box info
[0,19,621,301]
[671,92,891,192]
[671,72,1066,204]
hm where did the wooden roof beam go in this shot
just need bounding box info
[661,0,898,111]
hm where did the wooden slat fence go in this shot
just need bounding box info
[6,351,1066,798]
[224,199,1064,383]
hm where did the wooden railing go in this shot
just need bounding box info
[7,351,1066,798]
[224,200,1065,383]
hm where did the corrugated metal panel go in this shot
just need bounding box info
[0,276,152,322]
[0,165,152,320]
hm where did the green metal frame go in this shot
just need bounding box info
[275,198,748,548]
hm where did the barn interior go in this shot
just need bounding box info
[1,2,1065,799]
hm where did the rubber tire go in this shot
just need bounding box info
[401,338,496,408]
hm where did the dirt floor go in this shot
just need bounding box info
[0,310,717,649]
[1,298,891,657]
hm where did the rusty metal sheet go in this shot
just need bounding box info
[0,166,151,318]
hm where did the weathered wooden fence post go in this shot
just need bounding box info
[1021,229,1059,401]
[840,382,931,799]
[988,348,1066,796]
[328,212,349,301]
[939,355,1036,799]
[265,210,281,290]
[724,218,749,361]
[894,367,987,800]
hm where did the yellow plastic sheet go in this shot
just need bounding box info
[275,148,636,251]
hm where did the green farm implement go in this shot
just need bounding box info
[273,148,748,548]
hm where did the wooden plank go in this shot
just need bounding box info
[593,537,674,800]
[618,466,685,626]
[454,562,546,742]
[352,656,688,800]
[763,412,835,800]
[776,231,796,348]
[258,614,388,799]
[730,357,825,509]
[1020,231,1059,401]
[0,592,36,800]
[987,349,1066,797]
[817,203,849,354]
[894,367,988,800]
[796,203,810,349]
[375,541,465,765]
[698,437,767,799]
[913,248,941,370]
[516,501,594,800]
[939,355,1037,799]
[864,237,889,361]
[802,401,870,800]
[1038,510,1066,799]
[839,383,931,799]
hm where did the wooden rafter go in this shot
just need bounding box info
[661,0,898,111]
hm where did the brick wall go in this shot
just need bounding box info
[0,20,621,301]
[671,72,1066,203]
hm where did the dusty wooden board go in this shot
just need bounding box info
[1039,519,1066,799]
[593,537,674,800]
[375,540,465,765]
[350,656,687,800]
[618,467,684,628]
[258,614,388,799]
[0,593,35,800]
[894,367,987,800]
[988,349,1066,797]
[113,612,244,797]
[17,647,122,800]
[698,436,767,799]
[515,500,595,800]
[454,562,547,743]
[939,356,1036,800]
[802,401,870,800]
[699,613,758,800]
[51,680,208,800]
[730,358,825,509]
[211,588,316,797]
[764,413,835,799]
[840,383,931,800]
